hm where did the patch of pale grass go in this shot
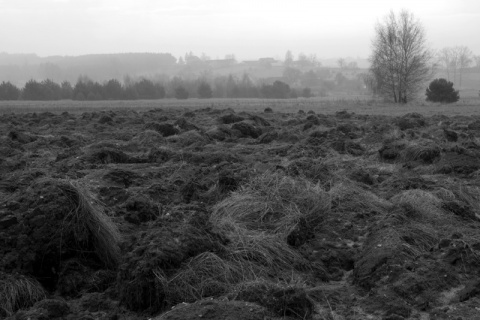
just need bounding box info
[0,273,46,316]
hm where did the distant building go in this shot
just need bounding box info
[241,57,278,68]
[204,59,236,68]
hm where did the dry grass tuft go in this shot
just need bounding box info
[226,229,307,272]
[390,189,445,221]
[131,129,164,147]
[329,179,392,215]
[211,171,330,238]
[52,179,122,269]
[165,130,209,147]
[402,141,441,164]
[160,252,244,305]
[0,272,46,316]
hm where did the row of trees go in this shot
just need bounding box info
[0,76,313,101]
[0,78,167,101]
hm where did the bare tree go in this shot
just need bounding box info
[474,55,480,68]
[449,48,459,84]
[456,46,473,87]
[369,10,434,103]
[437,47,453,81]
[337,58,347,69]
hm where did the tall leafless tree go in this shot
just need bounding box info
[369,10,434,103]
[456,46,473,87]
[438,47,453,81]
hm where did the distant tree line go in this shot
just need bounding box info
[0,75,315,101]
[0,77,166,101]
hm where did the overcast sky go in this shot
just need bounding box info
[1,0,479,61]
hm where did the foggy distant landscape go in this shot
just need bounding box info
[3,2,480,320]
[0,49,478,101]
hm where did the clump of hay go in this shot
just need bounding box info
[329,180,392,215]
[165,130,209,147]
[402,141,441,164]
[205,125,235,141]
[226,230,308,271]
[160,252,244,306]
[51,179,122,269]
[0,272,46,317]
[211,171,330,237]
[390,189,445,221]
[131,130,164,146]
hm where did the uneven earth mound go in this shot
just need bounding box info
[2,107,480,319]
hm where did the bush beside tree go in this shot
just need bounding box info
[425,78,459,103]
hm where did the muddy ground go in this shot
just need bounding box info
[2,106,480,319]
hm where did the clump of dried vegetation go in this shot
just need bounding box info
[0,272,46,317]
[49,179,122,269]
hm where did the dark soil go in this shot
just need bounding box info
[2,107,480,319]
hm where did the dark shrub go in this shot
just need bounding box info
[426,78,459,103]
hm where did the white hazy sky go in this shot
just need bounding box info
[1,0,479,60]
